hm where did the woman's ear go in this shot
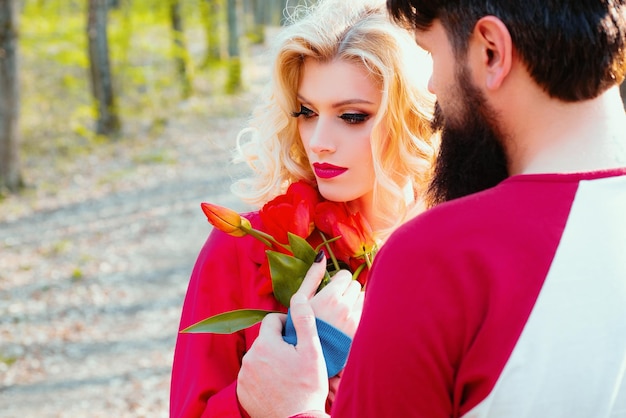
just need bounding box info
[472,16,513,90]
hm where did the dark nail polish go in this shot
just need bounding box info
[314,250,324,263]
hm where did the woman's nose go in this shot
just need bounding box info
[308,117,336,154]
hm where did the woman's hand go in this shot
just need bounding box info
[309,268,364,338]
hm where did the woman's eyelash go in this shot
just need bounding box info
[291,105,315,118]
[291,106,369,124]
[340,113,369,124]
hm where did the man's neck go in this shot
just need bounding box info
[506,85,626,176]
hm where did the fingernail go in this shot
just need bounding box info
[314,250,325,263]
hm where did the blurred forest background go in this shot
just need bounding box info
[0,0,301,194]
[0,0,307,416]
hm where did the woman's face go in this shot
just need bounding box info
[294,58,382,212]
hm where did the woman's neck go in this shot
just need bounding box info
[346,197,386,232]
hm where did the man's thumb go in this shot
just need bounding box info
[290,293,322,354]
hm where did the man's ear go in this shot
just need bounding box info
[472,16,513,90]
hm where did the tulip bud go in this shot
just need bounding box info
[201,202,251,237]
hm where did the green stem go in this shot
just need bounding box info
[318,270,332,291]
[317,231,340,272]
[245,227,290,251]
[364,252,373,269]
[352,262,367,281]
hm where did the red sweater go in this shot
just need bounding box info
[330,170,626,417]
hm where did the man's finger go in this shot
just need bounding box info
[257,312,287,338]
[290,293,324,355]
[296,252,327,299]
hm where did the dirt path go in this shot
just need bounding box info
[0,39,272,417]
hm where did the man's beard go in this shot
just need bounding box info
[426,66,509,207]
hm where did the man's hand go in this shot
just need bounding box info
[237,257,329,418]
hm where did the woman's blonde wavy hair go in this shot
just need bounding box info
[232,0,436,239]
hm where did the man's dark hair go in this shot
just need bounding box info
[387,0,626,101]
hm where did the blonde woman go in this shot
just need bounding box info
[170,0,436,416]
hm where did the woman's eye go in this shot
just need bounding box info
[291,105,316,119]
[340,113,369,124]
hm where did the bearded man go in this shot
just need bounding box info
[236,1,626,416]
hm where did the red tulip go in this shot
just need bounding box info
[336,212,376,258]
[200,202,252,237]
[259,181,321,244]
[314,202,376,260]
[188,186,378,334]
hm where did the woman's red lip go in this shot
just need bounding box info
[313,163,348,179]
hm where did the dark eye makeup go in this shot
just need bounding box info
[291,105,370,125]
[291,105,316,119]
[340,113,369,124]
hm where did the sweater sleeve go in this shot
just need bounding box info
[170,224,253,418]
[330,212,488,417]
[330,183,559,417]
[283,311,352,378]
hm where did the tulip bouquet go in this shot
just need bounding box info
[181,180,377,334]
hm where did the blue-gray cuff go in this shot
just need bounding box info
[282,309,352,378]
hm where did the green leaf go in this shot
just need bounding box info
[267,250,311,307]
[180,309,281,334]
[287,232,317,263]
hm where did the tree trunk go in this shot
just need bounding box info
[87,0,120,136]
[225,0,242,94]
[264,0,282,26]
[201,0,223,66]
[0,0,23,192]
[245,0,264,44]
[170,0,192,98]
